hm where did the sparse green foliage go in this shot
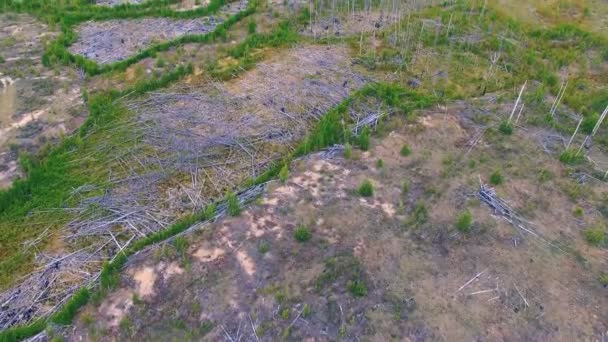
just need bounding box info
[400,144,411,156]
[455,210,473,233]
[489,170,503,185]
[280,308,290,319]
[279,164,289,183]
[344,143,352,159]
[301,303,311,318]
[499,120,513,135]
[407,201,429,228]
[155,57,166,68]
[119,316,132,333]
[294,224,311,242]
[173,236,189,257]
[376,159,384,168]
[357,179,374,197]
[538,168,553,183]
[258,240,269,254]
[402,179,409,194]
[357,126,370,151]
[347,280,368,297]
[584,226,605,246]
[248,20,257,34]
[599,273,608,287]
[204,203,217,220]
[572,206,584,218]
[227,191,241,216]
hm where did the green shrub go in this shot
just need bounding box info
[400,144,411,156]
[357,179,374,197]
[455,210,473,233]
[347,280,368,297]
[155,58,165,68]
[294,224,311,242]
[499,120,513,135]
[0,55,4,64]
[357,126,370,151]
[279,164,289,183]
[227,191,241,216]
[489,170,503,185]
[376,159,384,168]
[584,226,605,245]
[572,206,584,217]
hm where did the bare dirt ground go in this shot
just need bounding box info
[0,14,86,189]
[70,0,249,64]
[65,100,608,341]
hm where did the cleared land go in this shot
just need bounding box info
[0,0,607,340]
[0,43,367,330]
[67,102,608,340]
